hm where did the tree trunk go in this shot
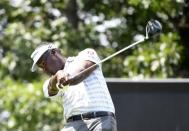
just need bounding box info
[65,0,79,29]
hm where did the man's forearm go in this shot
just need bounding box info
[68,64,97,85]
[48,75,59,96]
[55,61,98,87]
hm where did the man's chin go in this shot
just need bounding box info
[46,67,63,76]
[50,69,61,75]
[45,70,56,76]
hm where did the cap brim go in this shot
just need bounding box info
[31,62,37,72]
[30,44,57,72]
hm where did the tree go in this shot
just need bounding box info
[0,0,187,80]
[0,78,63,131]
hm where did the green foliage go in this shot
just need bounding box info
[0,77,63,131]
[0,0,186,80]
[124,33,183,78]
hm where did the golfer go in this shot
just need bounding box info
[30,43,117,131]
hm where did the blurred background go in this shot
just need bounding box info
[0,0,189,130]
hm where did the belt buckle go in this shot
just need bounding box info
[81,114,84,120]
[67,116,73,122]
[93,112,96,118]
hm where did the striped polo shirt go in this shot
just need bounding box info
[43,48,115,119]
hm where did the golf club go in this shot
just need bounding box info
[57,19,162,90]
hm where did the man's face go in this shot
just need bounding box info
[37,49,65,75]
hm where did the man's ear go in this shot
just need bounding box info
[37,60,45,68]
[41,61,46,66]
[51,49,56,55]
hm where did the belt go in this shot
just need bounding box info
[67,111,115,122]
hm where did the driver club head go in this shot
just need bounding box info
[146,19,162,39]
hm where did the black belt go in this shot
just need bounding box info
[67,111,115,122]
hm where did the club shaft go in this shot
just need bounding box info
[70,38,146,79]
[98,38,145,65]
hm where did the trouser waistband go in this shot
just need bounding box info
[67,111,115,122]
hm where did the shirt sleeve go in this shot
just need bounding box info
[43,79,51,98]
[78,48,100,64]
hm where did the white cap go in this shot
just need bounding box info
[30,43,57,72]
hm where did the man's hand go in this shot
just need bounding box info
[55,70,70,89]
[48,70,70,96]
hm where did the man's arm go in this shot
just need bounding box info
[47,75,59,96]
[65,60,98,85]
[47,60,97,96]
[60,49,100,86]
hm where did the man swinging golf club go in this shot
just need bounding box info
[31,45,117,131]
[30,19,162,131]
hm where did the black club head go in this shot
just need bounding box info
[146,19,162,39]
